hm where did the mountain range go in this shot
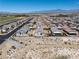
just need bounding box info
[0,9,79,15]
[31,9,79,14]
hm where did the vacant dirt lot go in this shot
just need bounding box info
[0,37,79,59]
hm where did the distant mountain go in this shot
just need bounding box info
[0,9,79,15]
[0,12,30,16]
[31,9,79,14]
[0,12,18,16]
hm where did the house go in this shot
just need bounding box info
[15,28,28,37]
[50,27,63,36]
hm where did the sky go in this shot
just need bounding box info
[0,0,79,13]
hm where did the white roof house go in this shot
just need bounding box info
[16,28,28,37]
